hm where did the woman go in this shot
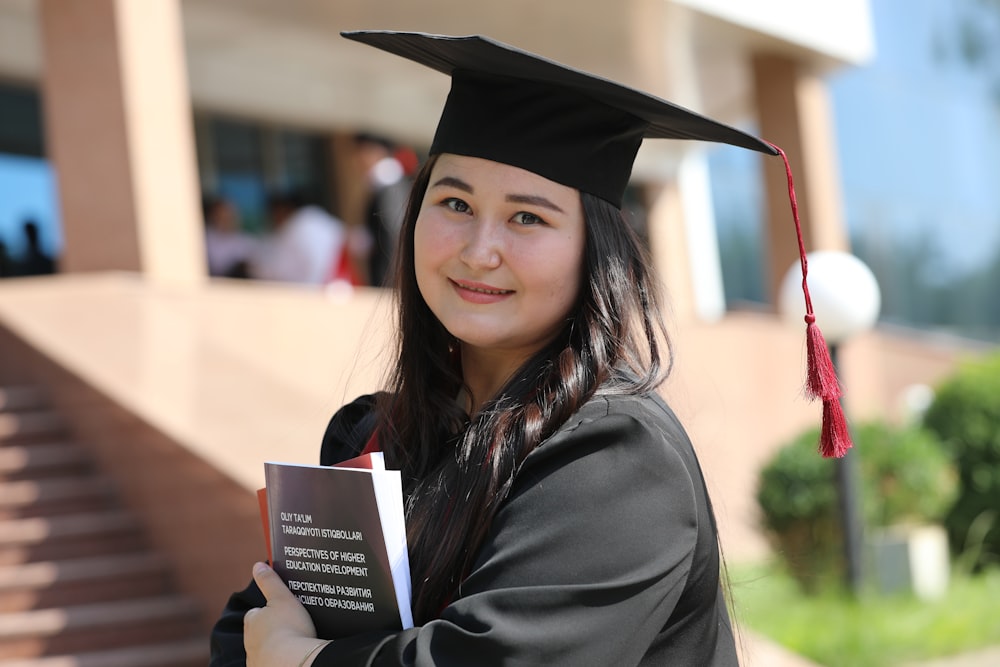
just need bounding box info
[211,30,843,667]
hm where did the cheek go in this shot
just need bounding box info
[550,273,582,311]
[413,213,456,304]
[413,214,441,272]
[545,241,585,302]
[414,212,451,258]
[412,216,434,293]
[534,252,583,313]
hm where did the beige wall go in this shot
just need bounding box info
[672,313,987,560]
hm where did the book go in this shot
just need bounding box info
[258,452,413,638]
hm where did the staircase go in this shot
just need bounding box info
[0,387,206,666]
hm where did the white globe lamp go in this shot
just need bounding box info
[778,250,881,344]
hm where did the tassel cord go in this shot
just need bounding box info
[765,141,852,457]
[767,142,817,323]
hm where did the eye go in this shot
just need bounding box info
[442,197,471,214]
[511,211,546,226]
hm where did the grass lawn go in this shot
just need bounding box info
[729,561,1000,667]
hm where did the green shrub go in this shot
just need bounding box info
[757,429,841,592]
[922,352,1000,570]
[757,420,956,593]
[858,421,958,528]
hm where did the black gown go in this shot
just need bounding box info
[210,388,739,666]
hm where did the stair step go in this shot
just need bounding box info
[0,638,206,667]
[0,478,115,519]
[0,512,138,546]
[0,553,167,590]
[0,596,202,659]
[0,389,48,414]
[0,512,145,565]
[0,595,198,637]
[0,413,67,445]
[0,389,207,662]
[0,446,91,481]
[0,553,171,611]
[0,478,112,507]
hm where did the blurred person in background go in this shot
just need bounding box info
[14,219,56,276]
[354,131,415,286]
[249,191,346,286]
[202,195,258,279]
[0,240,11,278]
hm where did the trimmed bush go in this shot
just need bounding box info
[922,352,1000,570]
[757,428,840,592]
[859,421,958,529]
[757,420,956,593]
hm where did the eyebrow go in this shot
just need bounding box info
[431,176,473,193]
[430,176,566,214]
[505,193,565,214]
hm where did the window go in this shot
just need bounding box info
[195,115,332,234]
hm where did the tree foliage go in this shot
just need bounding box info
[922,352,1000,569]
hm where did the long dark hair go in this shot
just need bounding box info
[376,155,673,623]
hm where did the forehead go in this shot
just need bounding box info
[430,154,581,203]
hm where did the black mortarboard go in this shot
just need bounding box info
[341,30,777,208]
[342,30,852,458]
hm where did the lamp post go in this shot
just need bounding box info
[779,250,881,594]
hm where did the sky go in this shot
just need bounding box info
[0,154,61,260]
[830,0,1000,273]
[712,0,1000,282]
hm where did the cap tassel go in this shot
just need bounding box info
[768,142,853,458]
[805,314,840,400]
[821,398,852,459]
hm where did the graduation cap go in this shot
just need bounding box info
[342,30,851,458]
[342,30,777,208]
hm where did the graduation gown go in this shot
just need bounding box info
[210,389,739,666]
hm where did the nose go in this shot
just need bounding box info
[458,219,502,270]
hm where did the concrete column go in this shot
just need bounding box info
[677,151,727,322]
[646,179,697,323]
[752,54,849,306]
[628,0,727,323]
[39,0,204,286]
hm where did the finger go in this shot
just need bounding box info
[252,561,290,604]
[243,605,260,633]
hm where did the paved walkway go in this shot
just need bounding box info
[742,634,1000,667]
[741,633,822,667]
[903,646,1000,667]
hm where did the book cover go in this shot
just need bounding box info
[258,453,381,566]
[260,453,413,638]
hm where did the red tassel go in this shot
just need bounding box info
[805,318,841,401]
[767,142,852,458]
[821,399,852,458]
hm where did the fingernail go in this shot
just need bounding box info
[253,562,268,575]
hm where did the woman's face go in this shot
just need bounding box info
[414,154,586,365]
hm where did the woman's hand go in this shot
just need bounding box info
[244,562,329,666]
